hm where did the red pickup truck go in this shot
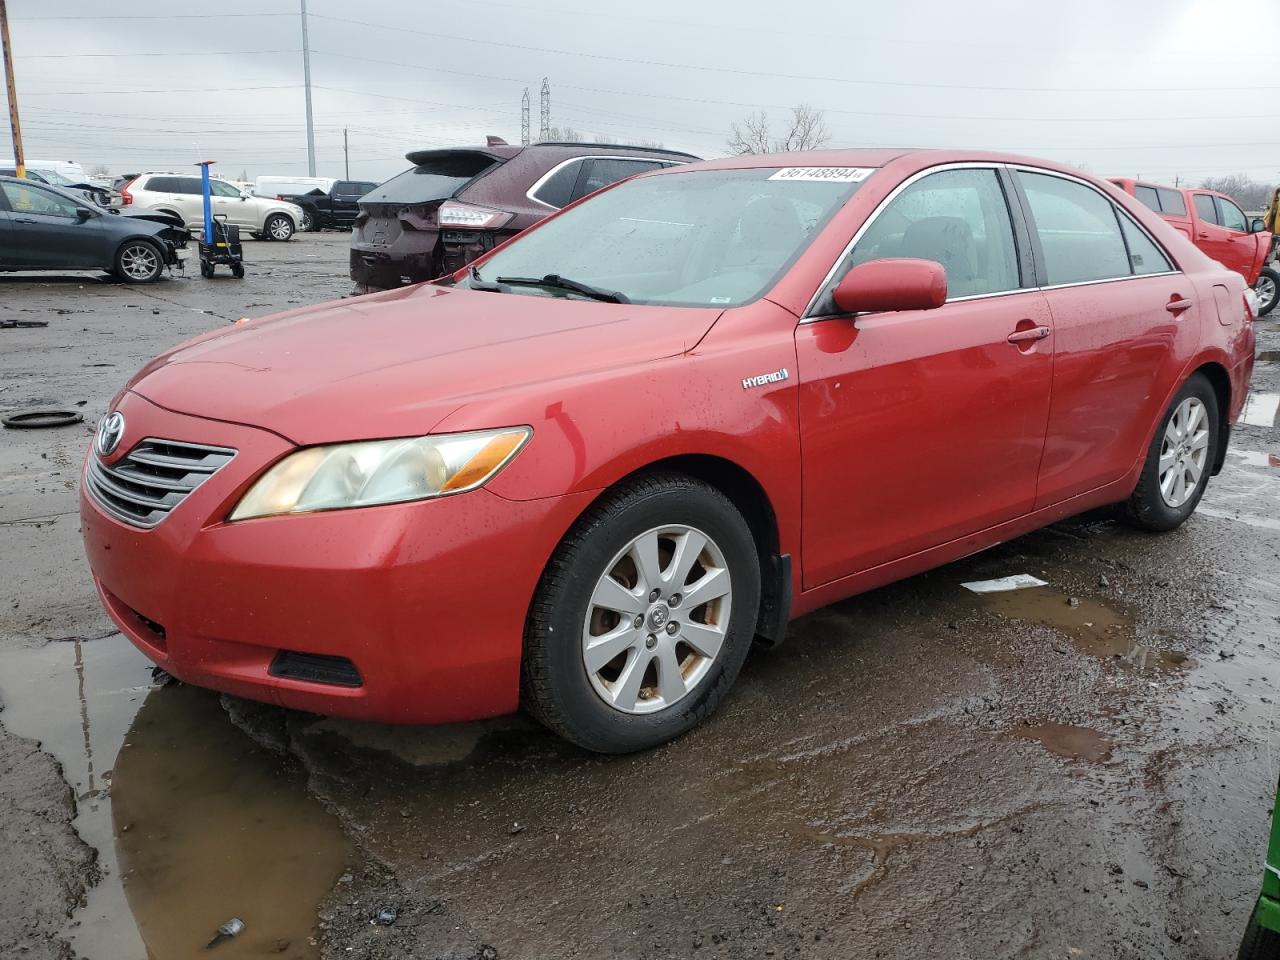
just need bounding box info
[1109,178,1277,315]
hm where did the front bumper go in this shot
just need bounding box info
[80,392,592,725]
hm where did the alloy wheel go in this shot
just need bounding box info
[1158,396,1210,508]
[119,244,159,281]
[1255,274,1277,309]
[269,217,293,240]
[582,524,732,714]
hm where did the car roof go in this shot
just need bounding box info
[666,147,1113,176]
[404,142,699,166]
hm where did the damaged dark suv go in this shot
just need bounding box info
[349,139,697,289]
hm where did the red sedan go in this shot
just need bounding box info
[81,149,1256,753]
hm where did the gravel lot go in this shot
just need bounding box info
[1,233,1278,960]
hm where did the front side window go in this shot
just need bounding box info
[470,167,870,308]
[844,167,1020,298]
[1217,197,1248,232]
[0,181,80,218]
[1193,194,1219,225]
[209,179,241,198]
[1018,171,1130,285]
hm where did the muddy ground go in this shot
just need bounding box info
[1,233,1278,960]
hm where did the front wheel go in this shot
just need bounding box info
[115,240,164,283]
[300,210,316,232]
[522,474,760,753]
[1124,373,1218,531]
[264,214,294,241]
[1255,267,1279,317]
[1236,905,1280,960]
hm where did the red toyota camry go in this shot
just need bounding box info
[81,149,1256,753]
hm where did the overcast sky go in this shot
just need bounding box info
[2,0,1277,187]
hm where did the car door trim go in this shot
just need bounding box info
[800,161,1183,323]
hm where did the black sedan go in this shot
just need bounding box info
[0,176,187,284]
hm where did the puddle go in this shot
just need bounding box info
[0,635,350,959]
[1012,721,1114,763]
[1256,350,1280,362]
[974,585,1188,671]
[1226,449,1280,469]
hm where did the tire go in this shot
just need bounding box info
[300,209,317,232]
[1124,373,1218,531]
[231,262,244,279]
[1236,905,1280,960]
[115,240,164,284]
[521,473,761,753]
[1256,267,1280,318]
[264,213,294,242]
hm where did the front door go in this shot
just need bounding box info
[796,166,1053,588]
[0,180,104,268]
[208,179,254,228]
[1192,192,1256,279]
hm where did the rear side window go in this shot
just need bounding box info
[1193,194,1219,225]
[574,158,664,200]
[1134,184,1161,211]
[1157,188,1186,216]
[364,152,497,205]
[1018,171,1130,285]
[530,159,586,208]
[1116,212,1172,275]
[144,176,177,192]
[335,181,372,195]
[849,167,1021,297]
[1217,196,1248,231]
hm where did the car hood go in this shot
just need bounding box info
[128,284,721,445]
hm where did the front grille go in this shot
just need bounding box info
[86,437,236,528]
[269,651,363,688]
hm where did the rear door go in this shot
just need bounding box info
[1013,169,1199,507]
[0,180,104,268]
[795,164,1054,587]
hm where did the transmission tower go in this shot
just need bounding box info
[539,77,551,141]
[521,87,530,146]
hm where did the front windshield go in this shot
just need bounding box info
[468,167,873,308]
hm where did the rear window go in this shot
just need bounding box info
[363,153,498,205]
[1157,188,1186,216]
[1134,184,1160,212]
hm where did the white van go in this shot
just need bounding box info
[254,175,336,199]
[1,158,88,182]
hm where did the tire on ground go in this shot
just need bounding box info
[114,240,165,284]
[264,213,295,241]
[1255,266,1279,317]
[521,472,761,754]
[1124,372,1219,532]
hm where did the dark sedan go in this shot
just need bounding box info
[0,176,187,283]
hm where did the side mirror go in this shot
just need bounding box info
[832,258,948,315]
[1250,218,1267,234]
[75,208,94,222]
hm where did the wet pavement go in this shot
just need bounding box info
[1,236,1278,959]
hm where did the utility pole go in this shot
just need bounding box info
[539,77,550,141]
[0,0,25,178]
[520,88,530,146]
[343,127,349,179]
[299,0,316,176]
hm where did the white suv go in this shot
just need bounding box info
[120,173,305,241]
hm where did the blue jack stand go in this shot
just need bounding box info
[196,161,244,279]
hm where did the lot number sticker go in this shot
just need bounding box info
[768,167,874,183]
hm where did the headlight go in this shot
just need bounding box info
[228,426,531,521]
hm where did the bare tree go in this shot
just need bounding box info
[89,163,110,177]
[540,126,584,143]
[590,133,619,145]
[727,103,831,155]
[1200,174,1276,211]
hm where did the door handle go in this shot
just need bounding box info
[1007,325,1050,343]
[12,217,36,224]
[1197,232,1210,239]
[1166,297,1193,314]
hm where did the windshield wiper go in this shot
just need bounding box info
[467,264,509,293]
[495,273,630,304]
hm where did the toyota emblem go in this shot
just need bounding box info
[96,412,126,458]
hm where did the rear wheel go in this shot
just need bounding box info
[264,214,294,241]
[1124,373,1218,531]
[1236,905,1280,960]
[1255,267,1279,317]
[115,240,164,283]
[300,209,317,232]
[521,474,760,753]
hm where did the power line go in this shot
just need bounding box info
[15,49,300,58]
